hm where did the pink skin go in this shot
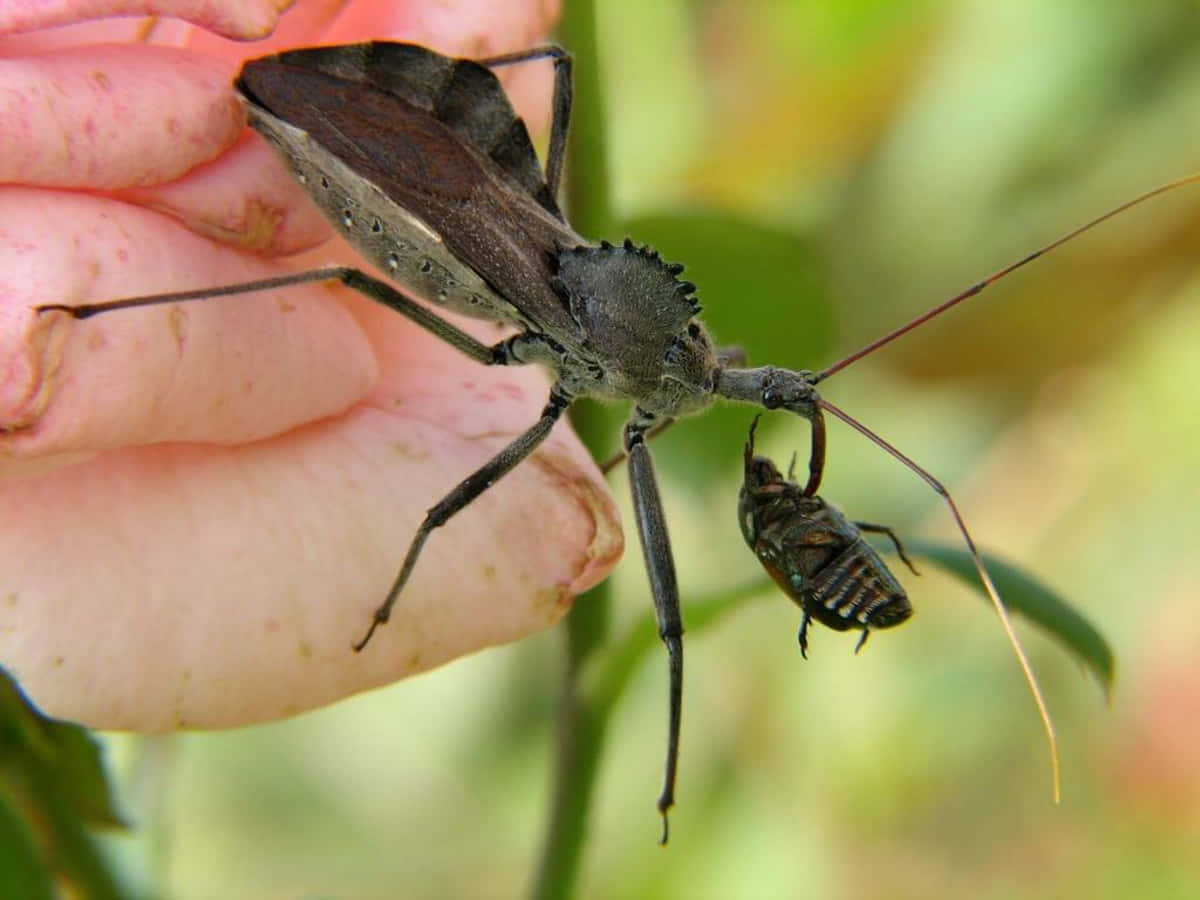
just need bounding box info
[0,0,623,730]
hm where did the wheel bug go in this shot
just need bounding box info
[34,41,1199,842]
[739,415,916,658]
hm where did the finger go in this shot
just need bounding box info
[0,46,242,189]
[0,188,378,466]
[0,375,622,730]
[0,0,291,43]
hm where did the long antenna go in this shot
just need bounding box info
[820,398,1061,802]
[815,173,1200,384]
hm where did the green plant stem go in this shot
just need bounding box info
[529,630,608,900]
[529,2,615,898]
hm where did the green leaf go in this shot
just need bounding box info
[904,540,1115,694]
[0,668,125,827]
[0,798,55,900]
[0,667,131,899]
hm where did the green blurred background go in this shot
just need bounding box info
[97,0,1200,896]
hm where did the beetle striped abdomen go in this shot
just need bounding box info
[805,539,911,631]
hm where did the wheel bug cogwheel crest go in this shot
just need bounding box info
[553,238,700,323]
[551,238,717,406]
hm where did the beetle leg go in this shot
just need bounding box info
[855,522,919,575]
[854,629,870,654]
[797,611,812,659]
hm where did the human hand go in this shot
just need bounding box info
[0,0,622,730]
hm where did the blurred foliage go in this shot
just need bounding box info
[20,0,1200,897]
[909,540,1115,692]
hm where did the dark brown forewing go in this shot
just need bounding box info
[238,51,581,339]
[255,43,561,219]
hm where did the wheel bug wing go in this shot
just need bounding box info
[237,44,581,337]
[255,43,565,217]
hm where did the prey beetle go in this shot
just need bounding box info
[739,415,917,656]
